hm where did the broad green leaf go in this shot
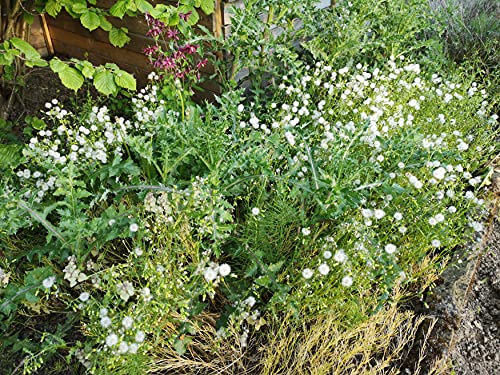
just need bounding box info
[110,0,129,18]
[135,0,154,13]
[49,57,67,73]
[109,27,131,48]
[94,70,117,96]
[45,0,62,17]
[10,37,40,60]
[99,15,113,31]
[199,0,214,15]
[114,70,136,91]
[71,3,87,14]
[0,144,23,170]
[23,12,35,25]
[81,11,101,31]
[80,61,95,78]
[178,6,199,26]
[58,66,85,91]
[0,51,15,65]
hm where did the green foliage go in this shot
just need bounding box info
[1,0,499,373]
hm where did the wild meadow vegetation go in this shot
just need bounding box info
[0,0,498,373]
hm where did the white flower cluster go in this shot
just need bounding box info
[63,255,88,287]
[203,262,231,283]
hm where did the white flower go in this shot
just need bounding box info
[432,167,446,180]
[384,244,397,254]
[106,333,118,347]
[218,263,231,277]
[134,247,143,256]
[393,212,403,221]
[122,316,134,329]
[244,296,256,307]
[100,308,109,318]
[118,342,129,354]
[251,207,260,215]
[448,206,457,214]
[431,239,441,247]
[341,276,353,287]
[301,227,311,236]
[285,131,296,146]
[42,276,56,289]
[323,250,332,259]
[361,209,373,218]
[100,317,112,328]
[237,104,244,112]
[399,226,407,234]
[79,292,90,302]
[302,268,313,279]
[374,209,385,219]
[334,250,347,263]
[128,343,139,354]
[318,264,330,276]
[129,223,139,232]
[428,217,437,226]
[435,214,445,222]
[204,267,218,282]
[135,330,145,343]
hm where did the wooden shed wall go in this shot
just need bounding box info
[40,1,333,98]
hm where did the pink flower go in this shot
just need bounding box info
[166,28,180,40]
[179,44,199,55]
[196,58,208,69]
[143,45,159,56]
[179,11,192,22]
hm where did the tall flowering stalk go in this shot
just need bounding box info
[143,12,207,88]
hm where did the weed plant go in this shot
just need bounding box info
[0,0,498,373]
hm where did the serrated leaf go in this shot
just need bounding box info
[58,66,84,91]
[94,70,117,96]
[109,27,130,48]
[49,57,67,73]
[0,144,23,170]
[71,3,87,14]
[0,51,15,65]
[10,37,40,60]
[99,15,113,31]
[45,0,62,17]
[109,0,129,18]
[81,11,101,31]
[135,0,154,13]
[199,0,214,15]
[114,70,136,91]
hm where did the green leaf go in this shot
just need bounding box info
[178,6,199,26]
[135,0,154,13]
[0,144,23,170]
[0,51,15,65]
[49,57,67,73]
[71,3,87,14]
[81,11,101,31]
[79,60,95,78]
[23,12,35,25]
[109,27,131,48]
[45,0,62,17]
[114,69,136,91]
[99,15,113,31]
[199,0,214,15]
[94,70,118,96]
[110,0,129,18]
[57,66,85,91]
[10,37,40,60]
